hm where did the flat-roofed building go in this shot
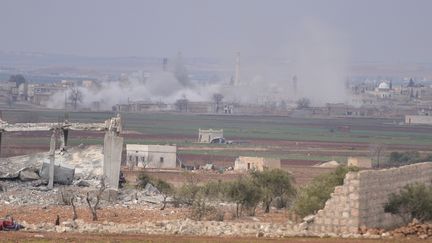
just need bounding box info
[234,156,281,172]
[126,144,177,169]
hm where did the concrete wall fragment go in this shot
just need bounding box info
[103,132,124,190]
[40,162,75,185]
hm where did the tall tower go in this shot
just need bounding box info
[292,75,298,94]
[162,57,168,72]
[234,52,240,86]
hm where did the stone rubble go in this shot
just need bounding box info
[21,218,305,238]
[388,219,432,239]
[0,178,168,207]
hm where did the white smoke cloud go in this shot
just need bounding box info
[47,71,222,110]
[47,20,351,110]
[288,19,350,105]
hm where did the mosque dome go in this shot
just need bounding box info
[378,81,390,90]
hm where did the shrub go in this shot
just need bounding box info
[388,151,421,165]
[250,169,296,213]
[384,183,432,223]
[190,193,217,221]
[175,184,200,205]
[152,179,174,210]
[201,180,227,200]
[136,172,174,210]
[293,166,359,217]
[225,177,262,217]
[136,172,153,189]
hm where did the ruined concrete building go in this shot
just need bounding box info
[0,114,124,190]
[126,144,177,169]
[234,156,281,171]
[198,128,223,143]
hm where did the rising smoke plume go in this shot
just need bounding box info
[48,20,350,110]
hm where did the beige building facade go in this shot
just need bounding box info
[347,157,372,168]
[405,115,432,125]
[126,144,177,169]
[234,156,281,171]
[198,128,223,143]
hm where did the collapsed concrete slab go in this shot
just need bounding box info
[0,153,45,180]
[18,167,40,181]
[40,162,75,185]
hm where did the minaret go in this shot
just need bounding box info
[234,52,240,86]
[292,75,298,94]
[162,57,168,72]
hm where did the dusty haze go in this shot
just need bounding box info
[2,0,432,107]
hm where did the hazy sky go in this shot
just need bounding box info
[1,0,431,62]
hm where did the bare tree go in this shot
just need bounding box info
[175,95,189,112]
[86,178,106,221]
[369,143,385,168]
[60,189,78,220]
[8,74,26,87]
[212,93,224,113]
[69,88,83,110]
[296,97,311,109]
[70,196,78,220]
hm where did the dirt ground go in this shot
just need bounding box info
[0,231,429,243]
[0,204,295,225]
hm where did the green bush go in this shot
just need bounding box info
[384,183,432,223]
[175,183,201,206]
[250,169,296,213]
[190,193,217,221]
[293,166,359,218]
[225,177,262,217]
[388,151,421,165]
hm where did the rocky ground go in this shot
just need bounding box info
[1,145,432,240]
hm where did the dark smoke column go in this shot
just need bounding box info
[174,52,192,87]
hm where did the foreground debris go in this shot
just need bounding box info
[389,219,432,239]
[0,216,23,231]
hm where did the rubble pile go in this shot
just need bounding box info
[0,145,103,182]
[389,219,432,239]
[0,178,168,206]
[22,218,302,237]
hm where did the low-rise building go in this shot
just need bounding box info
[198,128,223,143]
[347,157,372,168]
[234,156,281,172]
[126,144,177,169]
[405,115,432,125]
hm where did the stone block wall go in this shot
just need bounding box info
[405,115,432,125]
[310,162,432,234]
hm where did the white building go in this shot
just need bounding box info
[126,144,177,169]
[198,128,223,143]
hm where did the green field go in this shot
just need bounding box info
[3,110,432,163]
[4,110,432,145]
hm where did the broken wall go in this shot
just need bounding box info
[103,132,124,190]
[347,157,372,169]
[310,162,432,234]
